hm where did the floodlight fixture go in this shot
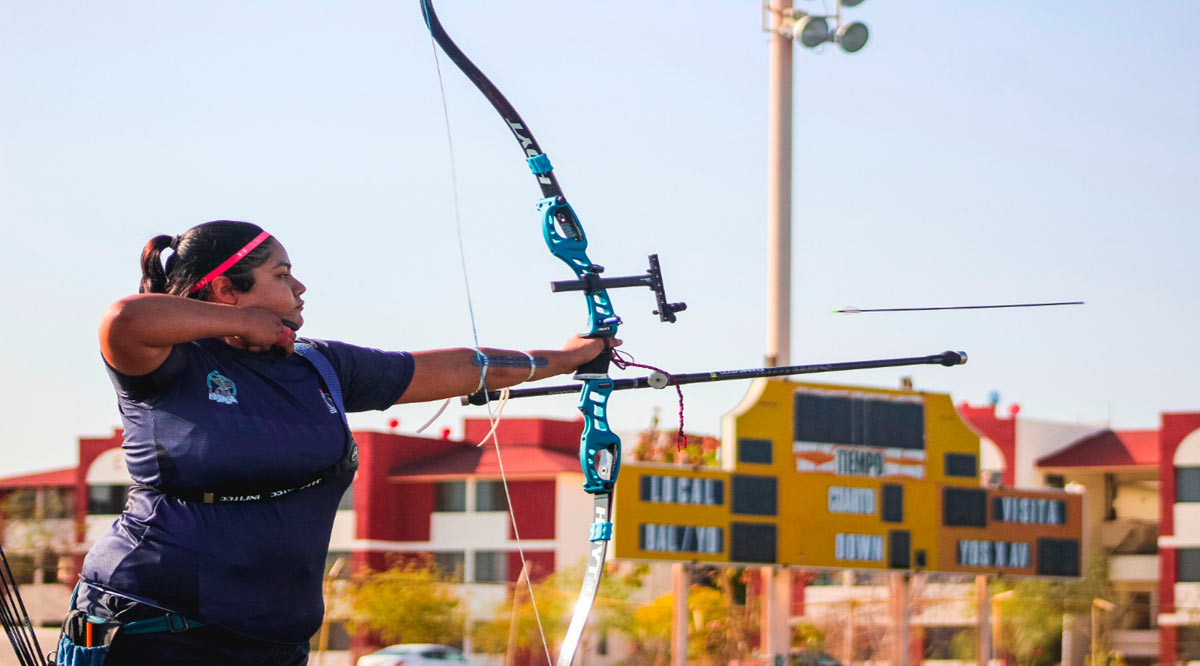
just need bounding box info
[841,0,866,7]
[836,21,869,53]
[792,13,830,48]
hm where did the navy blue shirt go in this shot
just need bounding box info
[81,338,413,643]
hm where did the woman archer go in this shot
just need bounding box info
[57,219,612,665]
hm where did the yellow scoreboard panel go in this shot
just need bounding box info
[613,379,1082,577]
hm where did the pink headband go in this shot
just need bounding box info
[190,231,272,294]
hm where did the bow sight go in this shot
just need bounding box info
[549,253,687,325]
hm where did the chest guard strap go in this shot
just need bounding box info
[142,343,359,504]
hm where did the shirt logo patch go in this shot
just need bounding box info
[206,371,238,405]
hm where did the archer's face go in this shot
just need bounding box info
[240,243,307,328]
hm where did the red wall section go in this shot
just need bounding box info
[1158,412,1200,665]
[507,550,555,583]
[463,418,582,453]
[1161,546,1177,665]
[1160,413,1200,533]
[75,431,123,543]
[353,431,466,542]
[506,480,556,540]
[957,403,1017,486]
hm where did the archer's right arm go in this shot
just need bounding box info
[100,295,289,376]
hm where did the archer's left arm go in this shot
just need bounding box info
[396,335,616,404]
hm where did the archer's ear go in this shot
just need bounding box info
[208,276,240,305]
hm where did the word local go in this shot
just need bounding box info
[639,475,723,506]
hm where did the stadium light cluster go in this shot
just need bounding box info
[767,0,869,53]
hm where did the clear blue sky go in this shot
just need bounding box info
[1,1,1196,475]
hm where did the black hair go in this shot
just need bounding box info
[139,220,278,299]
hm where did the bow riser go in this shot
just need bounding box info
[539,200,618,338]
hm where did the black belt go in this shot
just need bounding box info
[137,439,358,504]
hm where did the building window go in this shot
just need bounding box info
[474,551,508,583]
[475,481,507,512]
[1177,468,1200,503]
[433,481,466,512]
[1179,548,1200,582]
[1116,591,1154,630]
[1,489,37,519]
[87,485,130,515]
[1044,474,1066,489]
[432,552,465,582]
[1180,626,1200,662]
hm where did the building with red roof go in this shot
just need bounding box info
[958,403,1200,666]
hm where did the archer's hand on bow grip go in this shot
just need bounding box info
[572,338,619,378]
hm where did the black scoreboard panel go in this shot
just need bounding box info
[732,475,778,516]
[794,393,925,450]
[731,523,777,564]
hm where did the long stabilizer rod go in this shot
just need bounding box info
[462,350,967,406]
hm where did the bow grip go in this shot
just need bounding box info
[574,345,612,379]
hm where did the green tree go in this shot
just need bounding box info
[350,556,466,646]
[993,556,1113,666]
[793,621,825,652]
[628,569,760,666]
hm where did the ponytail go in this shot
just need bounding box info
[139,235,175,294]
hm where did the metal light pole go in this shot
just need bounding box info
[760,0,871,663]
[766,0,793,371]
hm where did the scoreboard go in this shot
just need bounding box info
[612,379,1082,577]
